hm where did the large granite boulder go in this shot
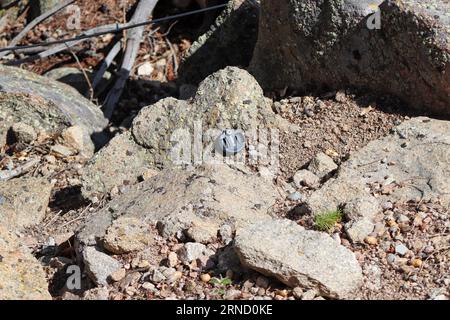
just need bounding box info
[250,0,450,115]
[0,65,108,147]
[81,67,289,200]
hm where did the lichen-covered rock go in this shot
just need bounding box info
[0,225,51,300]
[103,217,153,255]
[250,0,450,115]
[178,0,260,84]
[81,67,290,199]
[234,219,363,299]
[0,177,53,231]
[307,117,450,214]
[81,132,154,201]
[76,164,278,254]
[132,66,281,167]
[0,65,107,146]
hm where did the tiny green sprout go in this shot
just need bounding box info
[314,209,344,232]
[209,276,233,286]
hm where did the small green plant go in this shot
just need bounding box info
[209,276,233,298]
[314,209,343,232]
[210,276,233,286]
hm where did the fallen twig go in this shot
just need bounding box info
[0,0,75,59]
[0,158,40,181]
[7,22,122,65]
[102,0,159,119]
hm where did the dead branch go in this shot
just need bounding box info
[0,0,75,59]
[91,38,122,92]
[0,158,40,181]
[103,0,159,119]
[7,22,123,65]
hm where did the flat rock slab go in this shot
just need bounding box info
[234,219,363,299]
[81,132,153,200]
[0,225,51,299]
[250,0,450,115]
[0,177,53,231]
[76,164,278,252]
[307,117,450,214]
[0,65,107,144]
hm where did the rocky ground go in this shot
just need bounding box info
[0,0,449,301]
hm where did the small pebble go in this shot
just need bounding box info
[255,276,270,289]
[200,273,211,283]
[395,244,409,256]
[365,236,378,245]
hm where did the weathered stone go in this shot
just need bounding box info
[308,152,338,179]
[343,197,381,221]
[0,65,107,144]
[293,169,320,189]
[132,66,283,168]
[234,219,363,299]
[82,247,121,286]
[179,0,259,84]
[250,0,450,115]
[10,122,37,144]
[177,242,207,263]
[51,144,75,157]
[81,132,153,201]
[345,217,375,243]
[61,125,94,158]
[307,117,450,214]
[76,164,277,254]
[103,216,152,255]
[81,67,291,199]
[0,177,53,231]
[0,225,51,300]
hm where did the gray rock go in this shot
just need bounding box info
[395,244,409,256]
[103,216,152,255]
[132,67,283,167]
[30,0,62,19]
[51,144,75,157]
[81,67,290,199]
[308,152,338,179]
[307,117,450,214]
[179,0,259,84]
[0,177,53,231]
[287,191,302,201]
[81,132,153,201]
[343,197,381,221]
[293,169,320,189]
[177,242,207,263]
[234,219,363,299]
[345,218,375,243]
[250,0,450,115]
[301,289,317,301]
[76,164,278,257]
[0,225,51,300]
[0,65,107,145]
[10,122,37,144]
[82,247,121,286]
